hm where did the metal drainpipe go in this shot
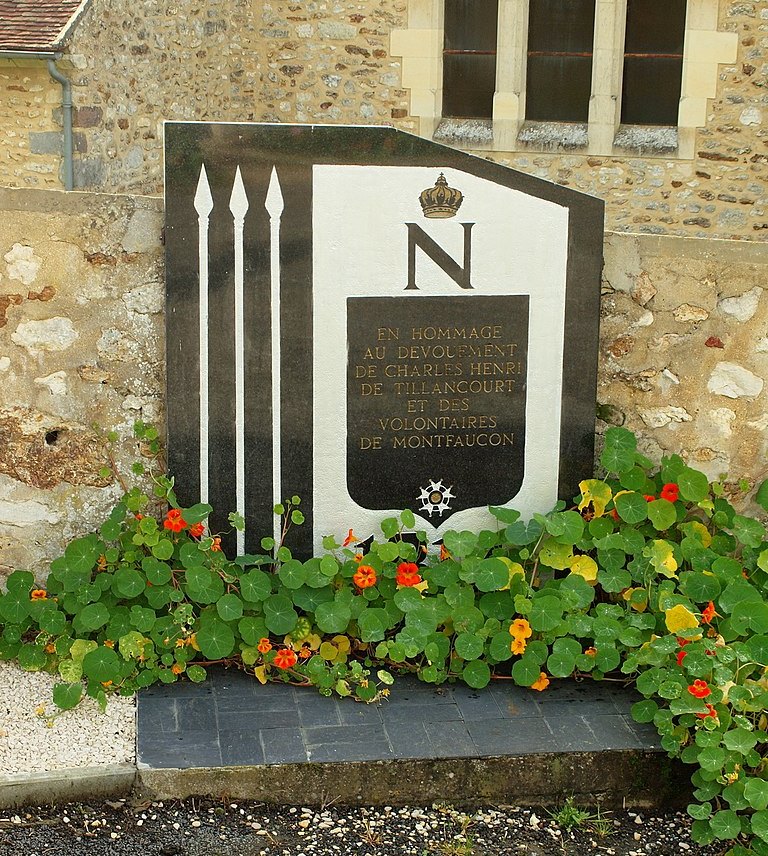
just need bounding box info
[46,59,74,191]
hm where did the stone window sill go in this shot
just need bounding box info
[433,118,494,149]
[612,125,678,155]
[517,122,589,151]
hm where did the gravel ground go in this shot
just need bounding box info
[0,799,729,856]
[0,662,135,774]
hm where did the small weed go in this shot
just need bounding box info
[357,818,382,846]
[547,797,598,832]
[431,837,476,856]
[587,806,614,839]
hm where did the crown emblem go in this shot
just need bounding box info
[419,173,464,219]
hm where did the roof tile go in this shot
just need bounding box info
[0,0,88,52]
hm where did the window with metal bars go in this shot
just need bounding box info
[621,0,687,125]
[442,0,498,119]
[526,0,596,123]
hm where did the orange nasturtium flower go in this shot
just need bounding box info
[439,543,451,561]
[530,672,550,692]
[584,647,597,657]
[509,618,532,640]
[353,565,377,589]
[210,537,222,552]
[171,663,184,675]
[189,522,205,538]
[701,601,717,624]
[342,529,358,547]
[396,562,422,587]
[688,680,711,699]
[274,648,298,670]
[257,638,273,654]
[353,552,364,563]
[164,508,188,532]
[298,646,312,659]
[510,637,527,656]
[30,589,47,601]
[696,703,718,721]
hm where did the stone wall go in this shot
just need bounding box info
[0,187,766,578]
[0,188,163,579]
[0,0,766,238]
[0,60,64,190]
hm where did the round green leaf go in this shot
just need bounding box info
[698,746,726,772]
[600,427,636,473]
[723,728,758,755]
[151,538,175,561]
[238,616,269,646]
[462,659,490,689]
[18,643,47,671]
[452,606,484,634]
[52,683,83,710]
[442,530,478,558]
[115,568,145,599]
[77,602,110,632]
[615,492,648,524]
[142,558,172,585]
[454,632,484,661]
[64,535,100,575]
[512,656,542,687]
[185,566,225,604]
[82,646,121,682]
[745,780,768,812]
[546,651,576,678]
[216,593,244,622]
[473,558,509,592]
[710,809,741,841]
[278,559,307,590]
[0,593,29,624]
[315,600,352,635]
[195,619,236,659]
[677,467,709,502]
[187,664,207,683]
[631,699,658,723]
[679,572,721,603]
[597,566,631,593]
[6,570,34,593]
[263,594,298,635]
[529,595,563,632]
[357,609,387,642]
[239,570,272,602]
[752,810,768,843]
[38,607,67,635]
[489,631,513,662]
[647,499,677,531]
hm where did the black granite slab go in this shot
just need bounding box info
[164,123,604,555]
[137,668,660,769]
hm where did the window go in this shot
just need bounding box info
[526,0,595,123]
[442,0,498,119]
[395,0,736,159]
[621,0,687,126]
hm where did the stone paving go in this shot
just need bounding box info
[137,669,661,769]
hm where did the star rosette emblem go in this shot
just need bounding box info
[418,479,455,517]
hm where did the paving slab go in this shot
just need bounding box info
[135,668,689,808]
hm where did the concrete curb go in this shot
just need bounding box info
[135,750,692,810]
[0,763,136,809]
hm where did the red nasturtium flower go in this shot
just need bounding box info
[676,649,688,667]
[688,680,711,699]
[660,483,679,502]
[257,638,272,654]
[353,565,377,589]
[696,703,718,720]
[609,509,620,522]
[189,522,205,538]
[30,589,47,600]
[396,562,422,587]
[274,648,298,670]
[701,601,717,624]
[342,529,358,547]
[643,495,655,502]
[164,508,188,532]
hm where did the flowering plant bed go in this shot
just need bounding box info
[1,423,768,853]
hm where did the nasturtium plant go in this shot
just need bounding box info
[2,422,768,851]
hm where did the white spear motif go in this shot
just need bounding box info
[193,164,213,509]
[265,167,284,551]
[229,166,249,556]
